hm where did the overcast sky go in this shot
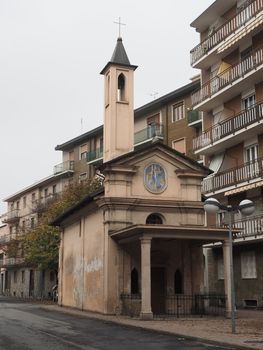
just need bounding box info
[0,0,214,213]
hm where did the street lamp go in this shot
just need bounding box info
[204,198,255,334]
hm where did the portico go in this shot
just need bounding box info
[111,225,231,319]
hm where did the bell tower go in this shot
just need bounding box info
[100,37,137,162]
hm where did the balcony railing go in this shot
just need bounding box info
[87,148,103,163]
[134,123,164,145]
[32,192,61,212]
[0,257,24,268]
[192,45,263,107]
[0,233,17,245]
[193,102,263,151]
[187,110,202,125]
[2,209,20,223]
[190,0,263,66]
[232,214,263,239]
[53,160,74,175]
[202,157,263,194]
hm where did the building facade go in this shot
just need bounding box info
[0,161,74,298]
[190,0,263,308]
[53,37,232,319]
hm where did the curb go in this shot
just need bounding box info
[39,304,263,350]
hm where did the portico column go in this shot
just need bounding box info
[223,241,232,318]
[140,237,153,320]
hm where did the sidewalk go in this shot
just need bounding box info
[41,304,263,350]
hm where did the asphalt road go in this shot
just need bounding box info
[0,297,237,350]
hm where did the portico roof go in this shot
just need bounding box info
[110,224,238,244]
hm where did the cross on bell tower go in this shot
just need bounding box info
[114,17,126,38]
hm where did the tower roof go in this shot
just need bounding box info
[110,37,130,65]
[100,37,137,74]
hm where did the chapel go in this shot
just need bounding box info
[53,37,232,319]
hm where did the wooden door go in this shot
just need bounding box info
[151,267,165,315]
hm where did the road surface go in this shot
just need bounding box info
[0,297,237,350]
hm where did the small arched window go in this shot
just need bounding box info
[117,73,125,101]
[131,268,139,294]
[146,213,163,225]
[174,269,183,294]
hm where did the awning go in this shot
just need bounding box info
[217,15,263,53]
[217,61,232,75]
[224,180,263,196]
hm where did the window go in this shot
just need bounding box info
[79,173,87,184]
[242,94,256,110]
[172,102,184,122]
[245,144,259,162]
[174,270,183,294]
[52,185,57,194]
[106,74,110,105]
[241,251,257,279]
[21,271,25,283]
[14,271,17,283]
[44,188,48,198]
[131,268,139,294]
[117,73,125,101]
[172,138,186,155]
[23,196,26,208]
[31,193,36,203]
[22,220,25,232]
[217,256,224,280]
[30,217,35,229]
[80,144,88,160]
[146,214,163,225]
[99,138,103,152]
[16,201,20,210]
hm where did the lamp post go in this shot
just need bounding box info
[204,198,255,334]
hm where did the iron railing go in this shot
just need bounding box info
[192,45,263,107]
[232,214,263,239]
[86,148,103,163]
[187,110,201,125]
[202,157,263,194]
[190,0,263,65]
[120,293,226,318]
[0,257,24,268]
[134,124,164,145]
[193,102,263,151]
[2,209,20,223]
[0,233,17,245]
[53,160,74,175]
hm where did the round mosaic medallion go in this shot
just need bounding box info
[144,163,167,194]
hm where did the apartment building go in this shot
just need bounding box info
[55,78,202,174]
[190,0,263,308]
[0,160,74,298]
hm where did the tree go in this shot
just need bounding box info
[15,178,102,272]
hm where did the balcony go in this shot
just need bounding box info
[0,233,17,245]
[53,160,74,175]
[232,214,263,240]
[0,257,24,268]
[87,148,103,164]
[202,157,263,195]
[134,123,164,145]
[193,102,263,154]
[190,0,263,67]
[86,124,164,164]
[192,45,263,111]
[187,110,202,128]
[2,209,20,224]
[32,192,61,213]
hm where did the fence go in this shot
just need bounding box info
[120,294,226,318]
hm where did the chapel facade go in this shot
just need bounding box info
[53,37,233,319]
